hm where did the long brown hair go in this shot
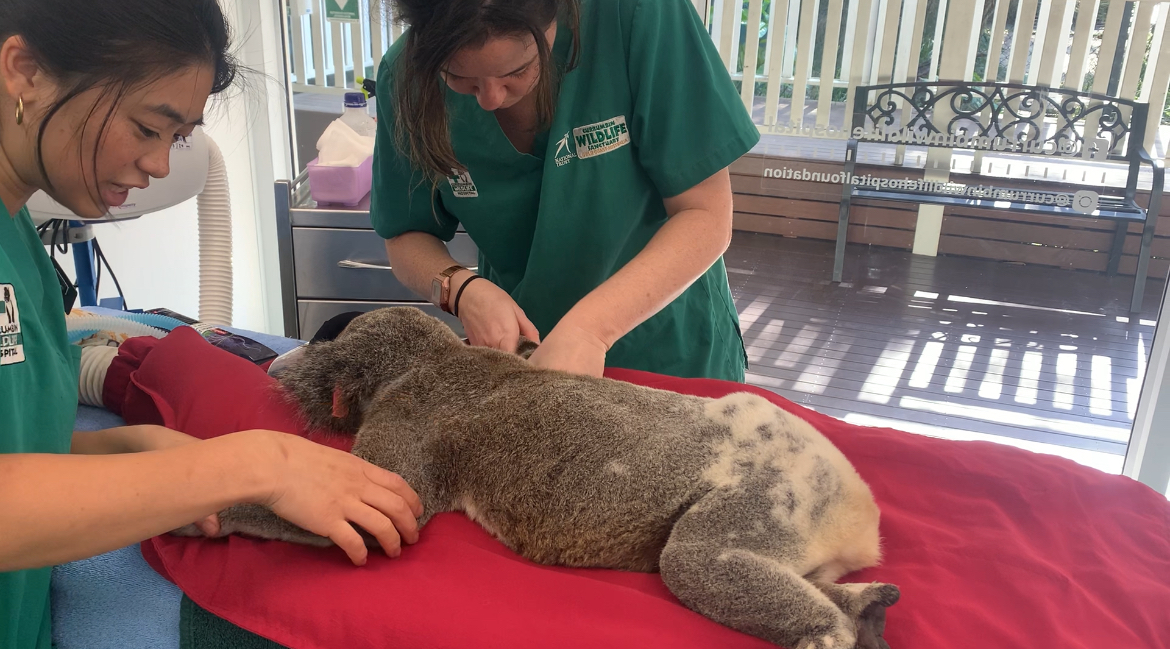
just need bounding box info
[386,0,580,184]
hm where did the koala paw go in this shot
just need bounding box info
[795,627,854,649]
[852,583,899,649]
[169,523,204,538]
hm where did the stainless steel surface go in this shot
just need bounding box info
[290,209,380,230]
[298,300,465,340]
[337,259,395,271]
[276,172,479,339]
[338,259,480,272]
[293,228,478,301]
[293,227,415,301]
[275,180,300,338]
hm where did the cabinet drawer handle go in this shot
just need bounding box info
[338,260,393,271]
[337,260,479,273]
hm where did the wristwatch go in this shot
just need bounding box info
[431,265,465,313]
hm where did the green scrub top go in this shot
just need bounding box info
[372,0,760,381]
[0,198,81,649]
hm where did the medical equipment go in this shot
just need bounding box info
[27,127,235,325]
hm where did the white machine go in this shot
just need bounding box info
[26,127,235,325]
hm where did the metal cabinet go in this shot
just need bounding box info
[275,175,476,340]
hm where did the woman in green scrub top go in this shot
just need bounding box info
[0,3,421,647]
[373,0,760,380]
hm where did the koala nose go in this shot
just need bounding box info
[267,344,310,378]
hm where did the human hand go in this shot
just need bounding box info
[456,274,541,353]
[245,431,423,565]
[526,323,608,377]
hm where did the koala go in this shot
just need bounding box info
[184,307,899,649]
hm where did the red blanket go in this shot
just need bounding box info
[106,327,1170,649]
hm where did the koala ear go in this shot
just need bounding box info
[516,337,539,360]
[276,340,362,434]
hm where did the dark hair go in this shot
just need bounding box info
[388,0,580,183]
[0,0,239,204]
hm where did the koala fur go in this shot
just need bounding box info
[187,307,899,649]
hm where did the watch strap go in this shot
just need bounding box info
[432,264,466,312]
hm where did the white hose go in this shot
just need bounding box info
[78,345,120,407]
[198,137,233,326]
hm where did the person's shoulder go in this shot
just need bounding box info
[586,0,700,33]
[374,35,410,106]
[579,0,637,30]
[376,34,409,83]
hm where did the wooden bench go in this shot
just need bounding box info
[835,81,1165,313]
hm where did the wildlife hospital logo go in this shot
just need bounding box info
[0,285,25,366]
[447,169,479,198]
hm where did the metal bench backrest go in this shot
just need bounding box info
[851,82,1149,166]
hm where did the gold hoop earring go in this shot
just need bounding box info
[15,97,23,126]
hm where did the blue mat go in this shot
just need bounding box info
[52,317,301,649]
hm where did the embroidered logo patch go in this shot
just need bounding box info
[447,169,479,198]
[0,284,25,366]
[572,116,630,159]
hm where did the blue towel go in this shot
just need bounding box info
[52,546,183,649]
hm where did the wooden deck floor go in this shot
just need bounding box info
[726,232,1166,473]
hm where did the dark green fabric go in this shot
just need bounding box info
[180,596,289,649]
[0,199,81,649]
[371,0,759,381]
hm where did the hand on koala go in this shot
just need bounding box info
[244,431,424,565]
[527,323,608,378]
[456,274,541,354]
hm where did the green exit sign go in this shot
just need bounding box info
[325,0,360,22]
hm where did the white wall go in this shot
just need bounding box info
[71,0,290,333]
[75,200,201,319]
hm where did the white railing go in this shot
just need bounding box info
[708,0,1170,150]
[286,0,400,96]
[284,0,1170,150]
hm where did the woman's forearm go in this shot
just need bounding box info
[0,432,275,572]
[559,170,735,348]
[560,208,731,347]
[70,425,176,455]
[384,232,476,303]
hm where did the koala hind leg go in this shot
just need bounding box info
[661,541,854,649]
[815,582,900,649]
[659,490,856,649]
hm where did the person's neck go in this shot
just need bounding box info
[496,91,540,131]
[0,143,35,218]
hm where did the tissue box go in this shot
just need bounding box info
[307,155,373,207]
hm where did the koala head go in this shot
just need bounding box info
[276,307,462,433]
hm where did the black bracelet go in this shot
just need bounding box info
[452,275,484,318]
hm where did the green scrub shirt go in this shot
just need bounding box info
[0,198,80,649]
[372,0,760,381]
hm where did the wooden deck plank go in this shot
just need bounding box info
[726,234,1165,321]
[727,231,1155,458]
[733,293,1155,361]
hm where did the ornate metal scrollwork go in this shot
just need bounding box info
[858,82,1141,159]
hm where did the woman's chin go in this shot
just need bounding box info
[60,198,110,220]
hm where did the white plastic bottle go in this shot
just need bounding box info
[339,92,377,138]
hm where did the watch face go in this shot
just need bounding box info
[431,279,443,306]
